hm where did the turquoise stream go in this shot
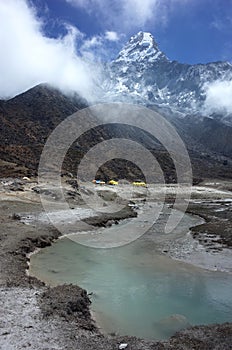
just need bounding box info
[30,232,232,340]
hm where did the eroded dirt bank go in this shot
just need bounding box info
[0,178,232,349]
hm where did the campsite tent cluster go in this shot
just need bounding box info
[92,179,147,187]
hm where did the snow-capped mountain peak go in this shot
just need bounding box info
[103,31,232,121]
[115,31,167,63]
[129,31,156,48]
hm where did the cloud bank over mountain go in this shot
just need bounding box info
[204,80,232,114]
[0,0,103,100]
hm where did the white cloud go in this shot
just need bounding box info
[203,80,232,114]
[211,19,224,31]
[105,31,119,42]
[0,0,102,100]
[66,0,95,7]
[211,16,232,32]
[80,32,119,52]
[66,0,188,30]
[122,0,159,27]
[81,36,103,49]
[79,31,120,62]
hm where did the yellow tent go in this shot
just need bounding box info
[108,180,118,185]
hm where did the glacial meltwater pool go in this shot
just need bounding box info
[30,228,232,340]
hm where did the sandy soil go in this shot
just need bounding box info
[0,177,232,349]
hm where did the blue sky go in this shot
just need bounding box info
[32,0,232,64]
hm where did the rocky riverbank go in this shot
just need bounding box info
[0,178,232,349]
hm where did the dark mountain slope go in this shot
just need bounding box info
[183,116,232,158]
[0,84,88,175]
[0,83,232,182]
[0,84,87,145]
[0,85,165,180]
